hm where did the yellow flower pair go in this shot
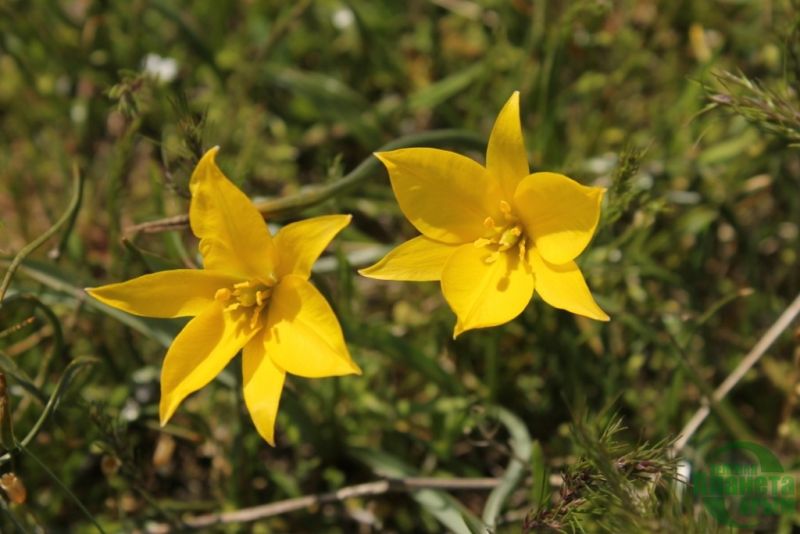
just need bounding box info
[87,92,608,445]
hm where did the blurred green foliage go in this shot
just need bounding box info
[1,0,799,531]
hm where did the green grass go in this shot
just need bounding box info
[1,1,799,531]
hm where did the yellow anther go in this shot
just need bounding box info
[500,200,512,214]
[214,288,232,302]
[483,250,500,264]
[233,281,252,289]
[483,216,496,230]
[474,237,492,248]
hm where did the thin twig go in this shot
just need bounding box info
[674,291,800,451]
[126,129,485,236]
[168,477,499,530]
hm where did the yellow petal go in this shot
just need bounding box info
[242,330,286,446]
[274,214,352,279]
[359,236,458,281]
[441,244,534,337]
[159,303,257,425]
[265,275,360,378]
[486,91,529,201]
[86,269,241,318]
[375,148,502,244]
[513,172,604,265]
[189,147,278,279]
[529,249,609,321]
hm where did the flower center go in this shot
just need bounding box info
[473,200,527,264]
[214,278,276,329]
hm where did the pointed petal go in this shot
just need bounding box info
[243,330,286,446]
[86,269,241,318]
[265,275,360,378]
[359,236,458,281]
[274,214,352,279]
[514,172,604,265]
[375,148,502,244]
[529,250,609,321]
[189,147,278,279]
[486,91,529,200]
[159,304,257,425]
[441,244,534,337]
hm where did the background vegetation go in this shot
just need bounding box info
[1,0,799,531]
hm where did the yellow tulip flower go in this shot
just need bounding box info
[360,92,609,337]
[87,148,360,445]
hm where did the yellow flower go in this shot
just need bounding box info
[87,148,360,445]
[360,92,609,337]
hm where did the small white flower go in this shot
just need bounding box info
[332,8,354,30]
[142,53,178,83]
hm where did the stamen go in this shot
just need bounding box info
[500,200,512,215]
[473,237,492,248]
[214,288,232,302]
[484,251,500,264]
[256,289,269,306]
[249,303,266,329]
[483,216,496,230]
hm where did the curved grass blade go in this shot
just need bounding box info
[0,163,83,304]
[0,356,98,465]
[0,294,63,394]
[350,447,486,534]
[482,407,533,529]
[0,351,46,404]
[17,442,106,533]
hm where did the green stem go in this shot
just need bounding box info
[0,164,83,304]
[256,129,485,215]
